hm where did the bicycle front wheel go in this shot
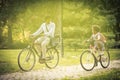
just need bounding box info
[45,48,59,69]
[18,48,36,71]
[80,50,95,71]
[100,49,110,68]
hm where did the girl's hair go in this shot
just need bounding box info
[92,25,100,32]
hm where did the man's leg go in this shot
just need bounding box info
[34,37,44,54]
[41,37,50,59]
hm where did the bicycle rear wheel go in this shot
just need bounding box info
[18,48,36,71]
[80,50,95,71]
[100,49,110,68]
[45,48,59,69]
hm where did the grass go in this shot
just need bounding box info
[82,69,120,80]
[0,49,120,75]
[63,68,120,80]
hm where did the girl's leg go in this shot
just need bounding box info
[95,41,104,55]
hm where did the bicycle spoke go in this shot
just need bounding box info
[80,50,95,71]
[18,48,35,71]
[100,50,110,68]
[45,48,59,68]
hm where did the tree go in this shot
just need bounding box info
[99,0,120,41]
[0,0,8,48]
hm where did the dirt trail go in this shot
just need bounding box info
[0,60,120,80]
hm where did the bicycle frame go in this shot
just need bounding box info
[27,38,59,59]
[18,35,60,71]
[27,40,41,58]
[88,45,100,62]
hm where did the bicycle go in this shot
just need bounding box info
[80,41,110,71]
[18,35,60,71]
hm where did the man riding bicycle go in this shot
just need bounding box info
[30,16,55,60]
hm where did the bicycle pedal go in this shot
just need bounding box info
[39,61,45,64]
[39,60,45,64]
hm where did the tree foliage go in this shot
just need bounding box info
[0,0,120,49]
[0,0,61,48]
[63,0,120,49]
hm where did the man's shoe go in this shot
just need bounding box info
[39,58,46,64]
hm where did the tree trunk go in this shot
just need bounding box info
[0,27,2,42]
[8,25,12,47]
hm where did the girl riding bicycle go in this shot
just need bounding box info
[87,25,106,56]
[80,25,110,71]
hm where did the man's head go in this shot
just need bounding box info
[45,16,51,24]
[92,25,100,34]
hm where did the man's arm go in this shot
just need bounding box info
[32,24,43,37]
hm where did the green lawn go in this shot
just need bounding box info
[63,68,120,80]
[0,49,120,75]
[82,69,120,80]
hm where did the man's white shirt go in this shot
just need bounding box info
[32,22,55,38]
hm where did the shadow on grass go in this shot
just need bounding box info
[0,50,20,75]
[81,69,120,80]
[63,68,120,80]
[0,61,19,75]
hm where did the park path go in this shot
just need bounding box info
[0,60,120,80]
